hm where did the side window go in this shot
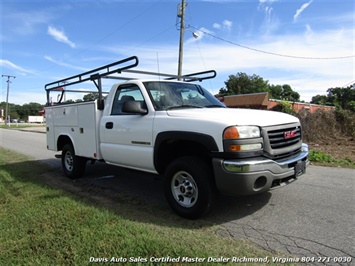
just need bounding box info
[111,84,145,115]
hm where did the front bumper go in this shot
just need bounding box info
[212,143,309,196]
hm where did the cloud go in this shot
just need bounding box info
[259,7,280,36]
[44,56,88,71]
[257,0,279,35]
[0,59,35,74]
[223,20,232,31]
[294,0,313,23]
[265,6,273,23]
[2,10,53,39]
[213,20,232,31]
[141,26,351,101]
[258,0,278,3]
[213,23,221,30]
[47,26,76,48]
[258,0,278,11]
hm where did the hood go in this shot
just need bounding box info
[166,108,299,127]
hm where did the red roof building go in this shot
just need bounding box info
[220,93,335,113]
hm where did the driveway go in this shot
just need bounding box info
[213,165,354,264]
[1,128,354,265]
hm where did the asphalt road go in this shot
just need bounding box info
[1,127,354,265]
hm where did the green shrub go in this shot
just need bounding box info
[271,101,295,115]
[309,150,332,163]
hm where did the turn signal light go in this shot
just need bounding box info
[229,143,262,151]
[223,127,240,139]
[229,145,241,151]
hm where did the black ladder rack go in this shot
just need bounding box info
[45,55,217,108]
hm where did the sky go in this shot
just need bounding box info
[1,0,354,105]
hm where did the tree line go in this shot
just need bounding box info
[0,102,44,121]
[1,72,354,120]
[217,72,355,111]
[217,72,301,102]
[311,86,355,111]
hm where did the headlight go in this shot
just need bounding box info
[223,126,260,139]
[223,126,262,152]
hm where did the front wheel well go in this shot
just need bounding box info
[154,139,212,174]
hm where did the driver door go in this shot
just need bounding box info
[100,84,156,172]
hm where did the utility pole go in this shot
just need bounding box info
[2,75,16,126]
[177,0,186,80]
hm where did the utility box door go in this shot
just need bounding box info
[45,101,102,159]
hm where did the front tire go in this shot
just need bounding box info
[164,156,215,219]
[61,143,86,179]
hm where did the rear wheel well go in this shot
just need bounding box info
[57,135,72,151]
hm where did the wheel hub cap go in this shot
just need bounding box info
[171,171,198,208]
[64,151,73,171]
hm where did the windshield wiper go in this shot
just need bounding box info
[167,105,202,110]
[205,104,225,108]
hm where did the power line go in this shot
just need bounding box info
[123,24,177,54]
[342,80,355,88]
[189,25,355,60]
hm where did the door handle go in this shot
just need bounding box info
[105,122,113,129]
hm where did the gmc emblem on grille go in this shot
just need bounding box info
[284,130,297,139]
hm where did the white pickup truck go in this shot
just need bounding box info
[45,56,309,219]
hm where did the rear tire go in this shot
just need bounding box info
[164,156,215,219]
[61,143,86,179]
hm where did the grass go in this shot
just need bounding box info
[0,148,289,266]
[309,150,355,169]
[0,123,45,129]
[0,124,28,129]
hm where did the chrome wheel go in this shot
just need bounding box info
[171,171,198,208]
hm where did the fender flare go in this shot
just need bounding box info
[154,131,219,173]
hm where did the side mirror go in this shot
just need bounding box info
[122,101,148,115]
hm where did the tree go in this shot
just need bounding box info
[268,84,300,101]
[218,72,269,96]
[326,86,355,110]
[218,72,300,102]
[311,94,329,105]
[83,93,99,101]
[20,102,44,117]
[268,85,283,99]
[311,85,355,111]
[0,102,44,120]
[280,84,300,102]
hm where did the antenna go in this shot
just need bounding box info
[156,52,161,81]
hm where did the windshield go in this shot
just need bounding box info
[144,81,225,111]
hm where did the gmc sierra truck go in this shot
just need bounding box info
[45,56,309,219]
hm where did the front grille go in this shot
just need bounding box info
[271,148,302,160]
[267,126,301,149]
[262,123,303,160]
